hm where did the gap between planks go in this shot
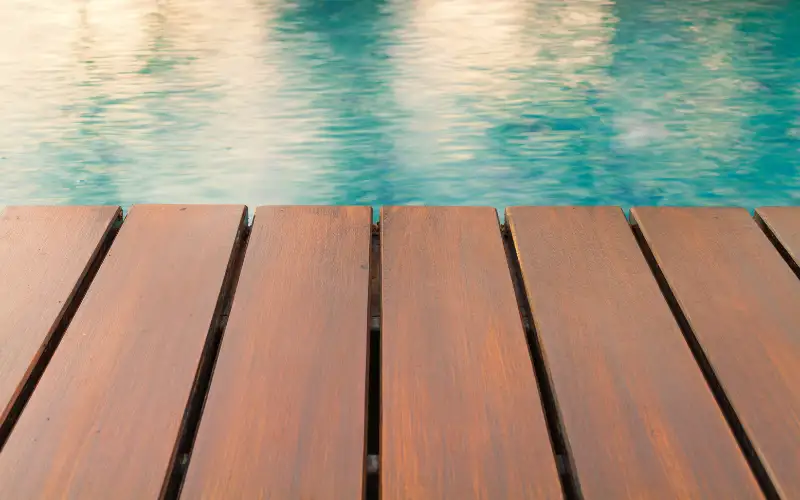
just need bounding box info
[365,225,381,500]
[753,211,800,281]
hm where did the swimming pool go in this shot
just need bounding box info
[1,0,799,209]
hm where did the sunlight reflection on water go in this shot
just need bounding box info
[1,0,799,208]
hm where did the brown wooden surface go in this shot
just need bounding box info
[380,206,561,499]
[507,206,761,499]
[632,207,800,498]
[756,207,800,268]
[0,206,120,431]
[0,204,246,499]
[181,206,372,499]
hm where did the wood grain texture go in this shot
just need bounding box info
[632,207,800,498]
[381,206,561,500]
[181,206,372,499]
[0,206,120,431]
[0,204,246,499]
[755,207,800,268]
[507,206,761,499]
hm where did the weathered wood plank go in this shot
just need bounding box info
[507,206,761,498]
[181,206,372,499]
[632,207,800,498]
[381,206,561,499]
[755,207,800,270]
[0,206,120,435]
[0,204,246,499]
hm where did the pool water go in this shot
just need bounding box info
[1,0,799,209]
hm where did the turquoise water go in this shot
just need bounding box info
[1,0,799,208]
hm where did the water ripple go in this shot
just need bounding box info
[1,0,799,208]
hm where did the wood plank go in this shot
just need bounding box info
[0,204,246,499]
[755,207,800,269]
[381,206,561,499]
[632,207,800,498]
[181,206,372,499]
[0,206,120,435]
[507,206,761,499]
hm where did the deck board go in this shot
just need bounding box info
[0,206,120,434]
[632,207,800,498]
[181,206,372,499]
[507,206,761,498]
[380,206,561,499]
[0,204,246,499]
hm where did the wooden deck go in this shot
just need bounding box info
[0,204,798,499]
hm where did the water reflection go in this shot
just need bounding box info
[0,0,799,208]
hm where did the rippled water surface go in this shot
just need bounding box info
[2,0,800,208]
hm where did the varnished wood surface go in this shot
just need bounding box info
[0,205,120,432]
[755,207,800,268]
[181,206,372,499]
[633,207,800,498]
[380,206,561,500]
[0,204,246,499]
[507,206,761,499]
